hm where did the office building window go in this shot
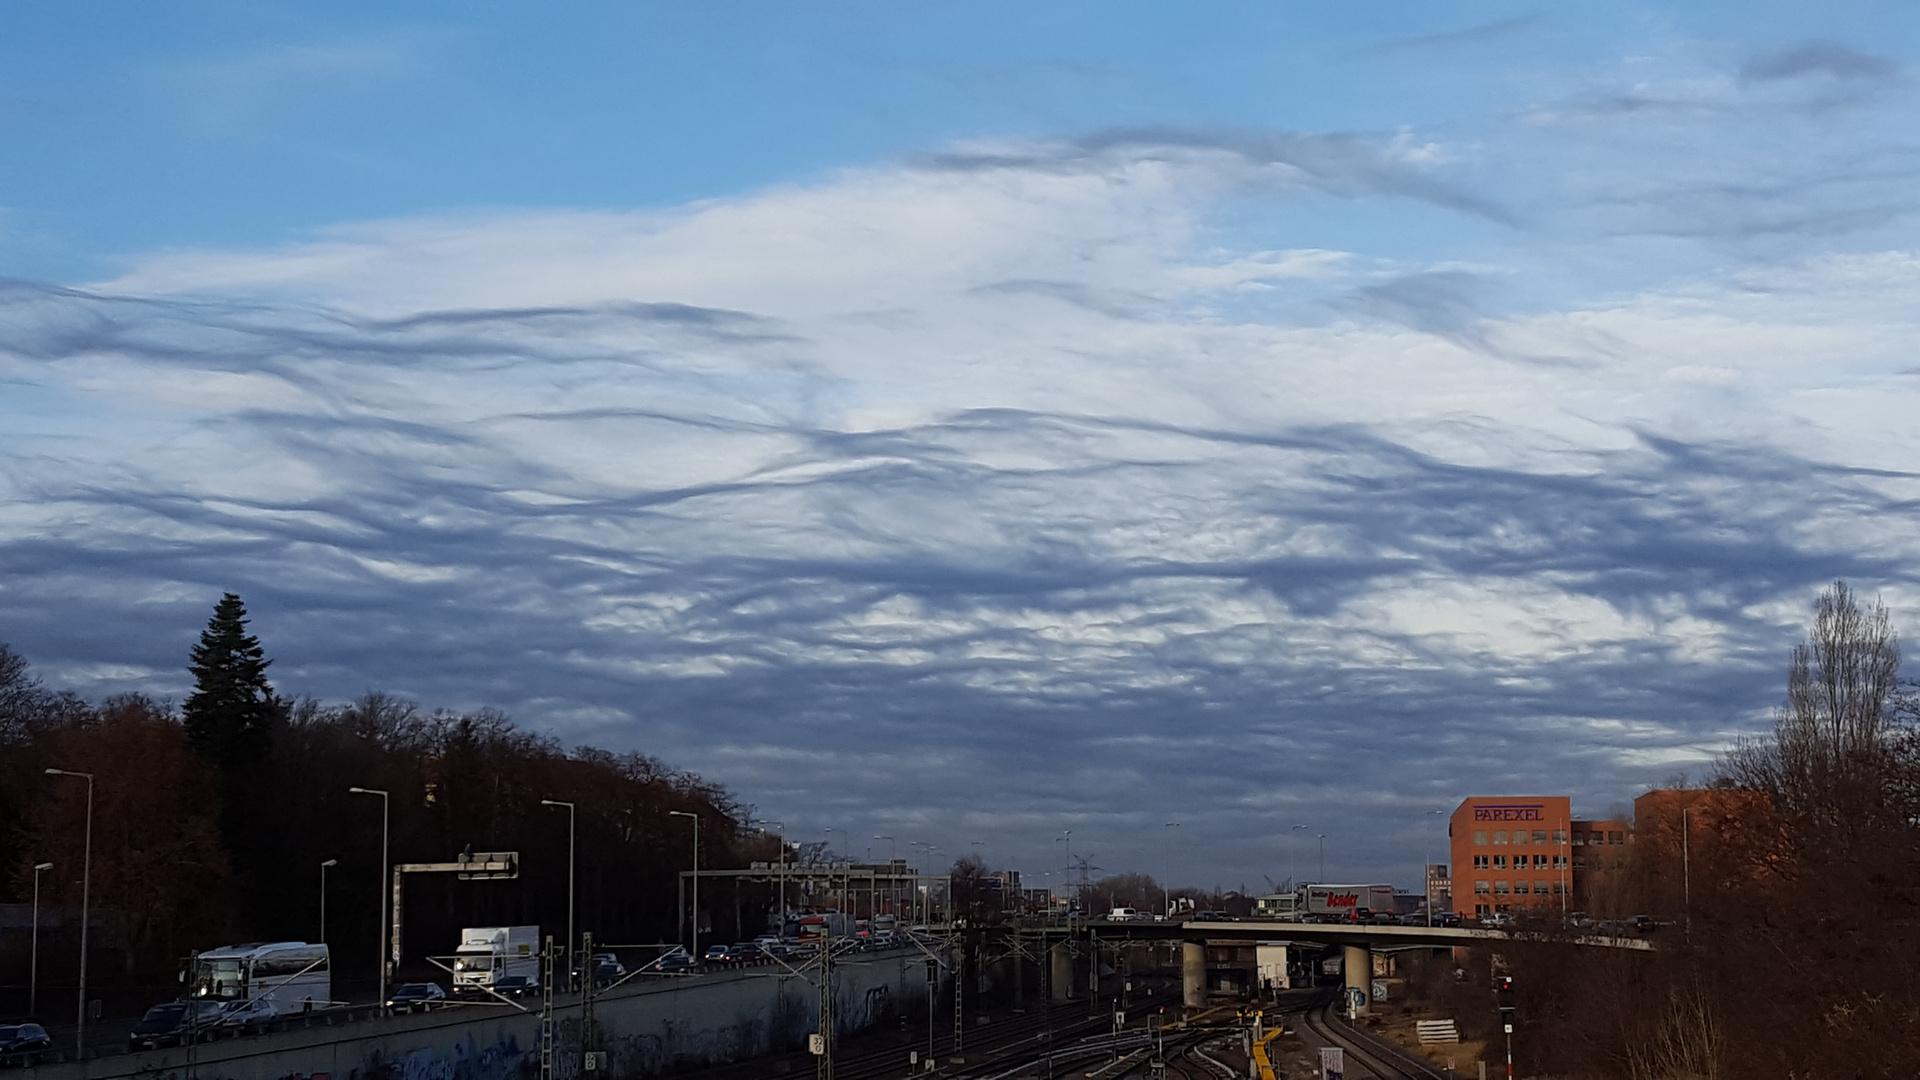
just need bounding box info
[1535,881,1550,895]
[1572,831,1585,846]
[1492,855,1506,869]
[1473,830,1488,846]
[1553,854,1568,869]
[1493,880,1510,894]
[1493,830,1508,845]
[1515,881,1532,895]
[1474,881,1490,895]
[1534,854,1549,869]
[1552,829,1566,844]
[1552,881,1567,894]
[1609,831,1625,845]
[1573,855,1586,869]
[1475,904,1490,916]
[1473,855,1489,870]
[1532,830,1548,845]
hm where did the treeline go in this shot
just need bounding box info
[1407,582,1920,1079]
[1,595,768,991]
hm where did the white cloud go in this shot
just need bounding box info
[7,133,1920,883]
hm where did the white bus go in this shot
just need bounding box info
[186,942,332,1015]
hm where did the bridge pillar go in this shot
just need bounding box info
[1343,943,1371,1017]
[1182,941,1205,1008]
[1050,943,1075,1002]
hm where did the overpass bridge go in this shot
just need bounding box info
[967,917,1653,1016]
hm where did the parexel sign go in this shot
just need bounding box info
[1474,805,1546,822]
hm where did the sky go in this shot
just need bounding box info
[5,1,1920,896]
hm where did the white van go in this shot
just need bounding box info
[1105,907,1139,922]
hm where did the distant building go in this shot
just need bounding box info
[1449,796,1575,918]
[1425,863,1451,912]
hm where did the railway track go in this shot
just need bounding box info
[1289,991,1449,1080]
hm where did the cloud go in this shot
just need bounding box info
[1740,41,1900,85]
[8,131,1920,885]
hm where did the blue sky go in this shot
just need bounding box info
[5,2,1920,893]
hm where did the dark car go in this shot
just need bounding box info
[491,976,540,998]
[652,949,697,973]
[0,1024,51,1067]
[1435,911,1463,928]
[385,983,448,1011]
[1629,914,1658,933]
[129,1000,227,1051]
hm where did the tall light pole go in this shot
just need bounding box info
[44,768,91,1057]
[541,799,577,984]
[347,787,390,992]
[30,861,52,1018]
[1162,823,1179,917]
[755,820,787,926]
[319,859,338,943]
[1290,824,1308,891]
[1427,810,1446,927]
[1682,806,1691,944]
[1317,834,1326,883]
[670,810,700,960]
[873,835,894,913]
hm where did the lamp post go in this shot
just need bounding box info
[1427,810,1446,927]
[1290,824,1308,891]
[756,820,787,926]
[670,811,700,960]
[1682,806,1691,944]
[541,799,576,984]
[874,835,895,913]
[43,768,91,1057]
[1162,823,1179,917]
[30,861,52,1018]
[347,787,390,993]
[1317,834,1326,883]
[319,859,338,943]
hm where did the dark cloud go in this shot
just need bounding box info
[1741,41,1899,85]
[918,129,1520,227]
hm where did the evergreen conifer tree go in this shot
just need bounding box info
[184,593,279,774]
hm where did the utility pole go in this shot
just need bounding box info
[30,861,51,1018]
[815,929,835,1080]
[579,930,597,1073]
[539,935,556,1080]
[1682,807,1691,944]
[348,787,390,993]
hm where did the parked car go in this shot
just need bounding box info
[588,953,626,984]
[129,1000,227,1050]
[1435,911,1463,928]
[1104,907,1139,922]
[1483,912,1515,928]
[1629,914,1658,933]
[385,983,448,1011]
[0,1024,51,1067]
[1397,912,1428,926]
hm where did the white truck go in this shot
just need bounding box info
[1300,884,1395,922]
[451,926,541,996]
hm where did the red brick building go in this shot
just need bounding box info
[1449,796,1575,917]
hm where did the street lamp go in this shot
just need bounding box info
[43,768,91,1057]
[874,835,894,913]
[1317,834,1326,883]
[319,859,338,943]
[1162,823,1179,917]
[669,811,700,960]
[541,799,577,983]
[30,861,52,1018]
[347,787,390,992]
[1290,825,1308,892]
[1427,810,1446,927]
[754,820,787,926]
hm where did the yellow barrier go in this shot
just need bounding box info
[1252,1028,1282,1080]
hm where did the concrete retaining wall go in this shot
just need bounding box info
[26,949,936,1080]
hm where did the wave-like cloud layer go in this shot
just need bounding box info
[4,128,1919,885]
